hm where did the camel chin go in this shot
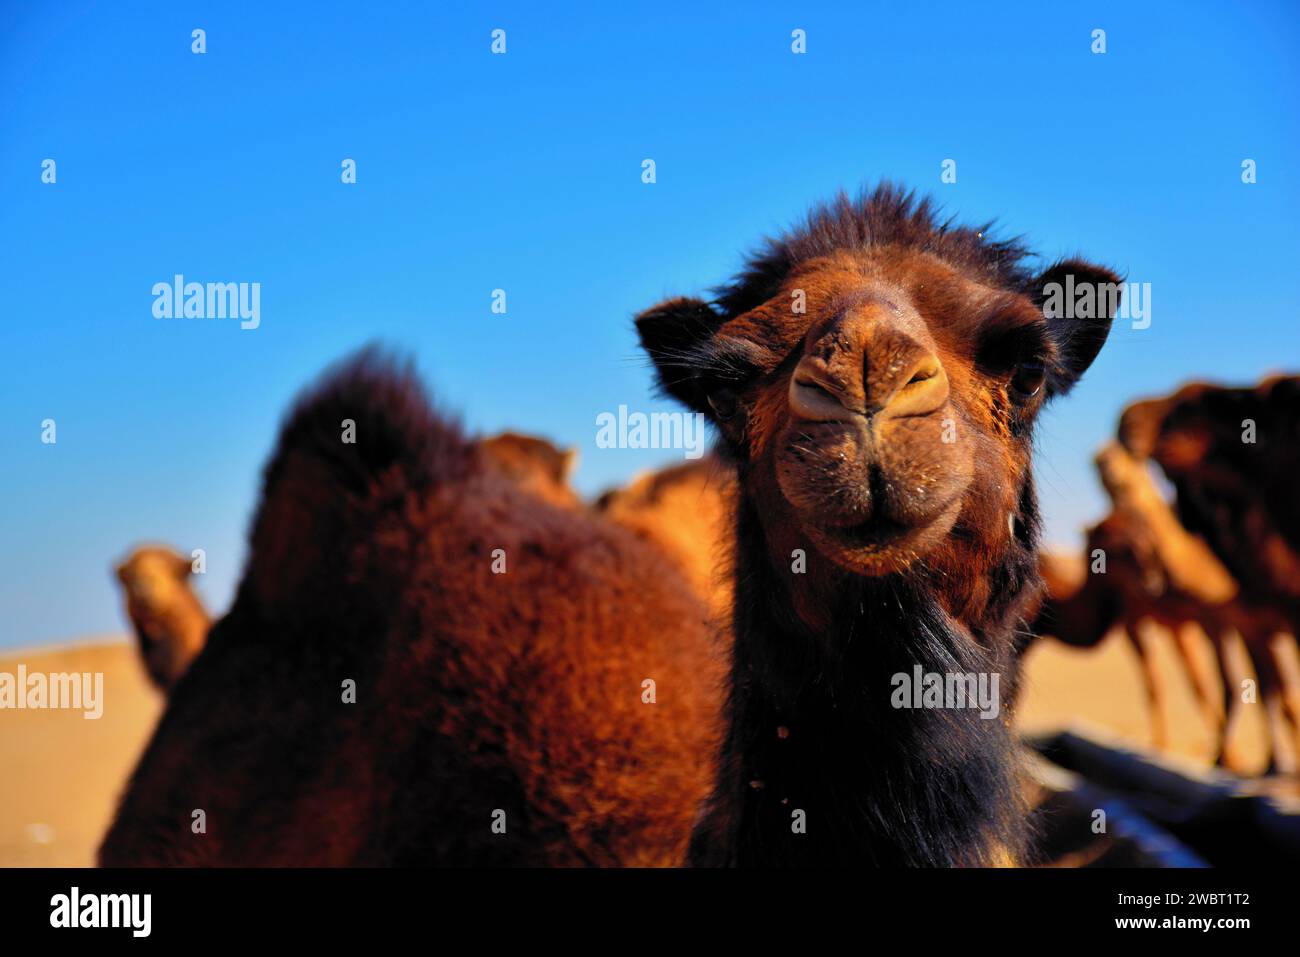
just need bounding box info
[803,498,965,576]
[774,415,973,576]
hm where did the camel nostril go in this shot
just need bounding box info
[881,356,948,419]
[904,354,942,386]
[788,372,858,423]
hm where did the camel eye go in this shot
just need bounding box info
[707,388,739,421]
[1010,361,1045,400]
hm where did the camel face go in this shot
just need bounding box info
[637,185,1120,579]
[1119,384,1222,476]
[756,251,1036,575]
[115,545,210,693]
[1118,374,1300,610]
[115,547,192,616]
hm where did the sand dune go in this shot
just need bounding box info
[0,625,1275,867]
[0,638,161,866]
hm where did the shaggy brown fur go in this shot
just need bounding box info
[113,432,582,695]
[115,546,210,693]
[100,352,724,866]
[595,456,736,620]
[637,183,1119,865]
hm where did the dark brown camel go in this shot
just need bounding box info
[1119,375,1300,624]
[635,183,1119,865]
[113,432,585,698]
[115,546,211,693]
[101,357,724,865]
[1118,375,1300,771]
[1031,443,1295,771]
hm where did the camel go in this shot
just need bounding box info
[1117,375,1300,771]
[101,356,724,866]
[479,440,736,618]
[103,184,1116,867]
[1031,443,1296,771]
[112,431,582,697]
[474,431,582,510]
[595,456,736,620]
[1119,375,1300,622]
[114,546,211,693]
[635,183,1120,865]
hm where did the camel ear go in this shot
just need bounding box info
[634,296,725,415]
[1027,259,1123,398]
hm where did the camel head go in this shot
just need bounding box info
[1119,375,1300,483]
[115,544,208,692]
[1119,382,1225,477]
[115,545,195,611]
[637,185,1120,601]
[475,431,581,509]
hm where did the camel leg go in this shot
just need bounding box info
[1270,632,1300,732]
[1258,634,1300,780]
[1213,630,1252,774]
[1246,638,1296,775]
[1174,620,1226,748]
[1129,621,1168,752]
[1263,686,1296,776]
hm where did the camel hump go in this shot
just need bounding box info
[241,346,473,611]
[263,345,469,498]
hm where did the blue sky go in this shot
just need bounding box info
[1,1,1297,648]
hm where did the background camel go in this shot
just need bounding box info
[101,354,725,866]
[1117,375,1300,771]
[595,456,736,620]
[478,436,737,621]
[114,546,210,693]
[112,432,584,696]
[479,433,737,620]
[1032,443,1298,772]
[637,183,1119,865]
[474,431,583,511]
[1120,375,1300,630]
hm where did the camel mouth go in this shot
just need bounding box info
[826,517,919,554]
[802,496,964,575]
[839,514,925,546]
[774,415,972,575]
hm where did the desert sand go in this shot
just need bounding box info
[0,637,162,866]
[0,624,1273,867]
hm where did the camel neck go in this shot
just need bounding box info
[690,495,1023,867]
